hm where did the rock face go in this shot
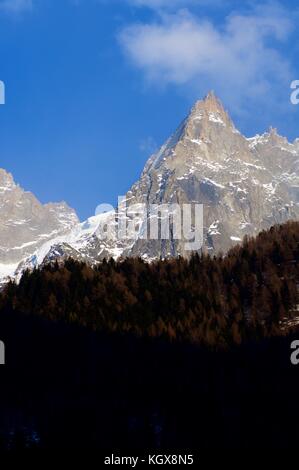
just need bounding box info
[1,91,299,281]
[123,91,299,257]
[0,169,79,278]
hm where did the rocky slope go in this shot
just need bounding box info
[0,169,78,281]
[124,91,299,257]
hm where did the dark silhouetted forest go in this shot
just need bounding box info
[0,221,299,450]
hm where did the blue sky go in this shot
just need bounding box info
[0,0,299,220]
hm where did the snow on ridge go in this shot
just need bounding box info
[246,134,263,148]
[208,112,225,125]
[208,220,221,236]
[203,177,225,189]
[0,262,19,280]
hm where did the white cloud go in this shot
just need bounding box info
[0,0,33,14]
[127,0,226,9]
[128,0,196,7]
[119,3,294,114]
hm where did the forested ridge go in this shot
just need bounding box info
[1,221,299,347]
[0,221,299,449]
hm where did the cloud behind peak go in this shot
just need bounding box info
[119,3,294,114]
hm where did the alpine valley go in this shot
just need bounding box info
[1,92,299,284]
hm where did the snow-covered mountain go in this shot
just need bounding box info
[0,169,78,283]
[1,91,299,283]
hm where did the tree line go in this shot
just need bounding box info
[1,221,299,348]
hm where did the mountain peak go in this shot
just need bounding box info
[0,168,16,192]
[264,126,289,145]
[204,89,219,104]
[184,92,236,139]
[193,91,225,113]
[205,89,216,98]
[189,92,229,124]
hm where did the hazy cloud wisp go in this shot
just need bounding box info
[127,0,197,8]
[0,0,33,14]
[119,3,294,113]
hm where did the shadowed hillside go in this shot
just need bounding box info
[0,221,299,450]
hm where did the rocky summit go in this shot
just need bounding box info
[124,91,299,257]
